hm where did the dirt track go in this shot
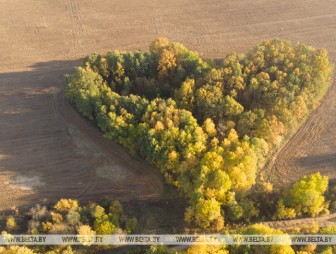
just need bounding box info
[267,78,336,185]
[264,212,336,231]
[0,0,336,212]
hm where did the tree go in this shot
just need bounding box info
[186,198,224,231]
[149,37,170,53]
[275,199,296,219]
[54,199,79,213]
[91,205,105,219]
[77,225,96,246]
[158,49,177,80]
[109,200,123,215]
[65,67,103,120]
[187,245,228,254]
[0,246,36,254]
[317,226,336,254]
[5,217,17,232]
[174,78,196,111]
[195,83,224,120]
[278,173,329,218]
[125,217,137,233]
[93,215,116,234]
[222,95,244,117]
[234,224,295,254]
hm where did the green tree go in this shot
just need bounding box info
[278,173,328,218]
[185,198,224,231]
[174,78,196,111]
[233,224,295,254]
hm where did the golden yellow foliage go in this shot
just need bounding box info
[54,199,79,213]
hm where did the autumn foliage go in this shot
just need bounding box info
[65,38,332,230]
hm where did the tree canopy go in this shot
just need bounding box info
[65,38,332,230]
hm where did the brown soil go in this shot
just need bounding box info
[0,0,335,230]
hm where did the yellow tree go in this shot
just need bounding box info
[158,49,177,79]
[149,37,170,53]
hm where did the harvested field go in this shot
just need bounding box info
[0,0,335,211]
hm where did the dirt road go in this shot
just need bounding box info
[0,0,335,211]
[263,212,336,231]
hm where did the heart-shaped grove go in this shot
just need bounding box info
[65,38,332,231]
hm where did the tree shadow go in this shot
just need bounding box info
[0,59,164,216]
[295,152,336,181]
[297,153,336,166]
